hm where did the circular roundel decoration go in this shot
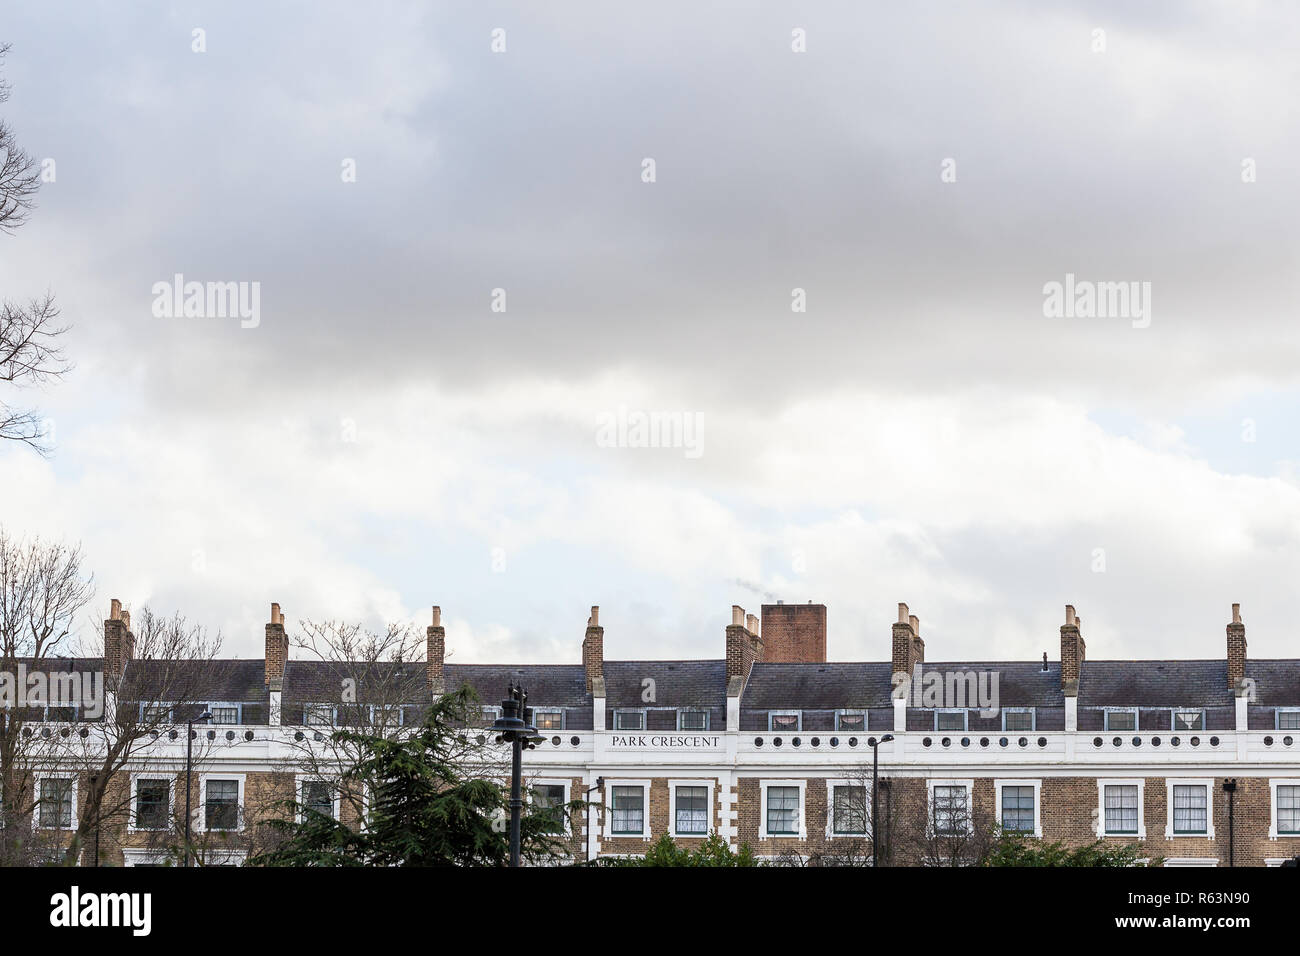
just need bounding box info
[551,735,561,746]
[848,736,859,747]
[1190,736,1201,747]
[245,731,255,741]
[1037,737,1047,747]
[1093,737,1103,747]
[1209,736,1220,747]
[571,735,581,747]
[829,736,840,747]
[754,737,763,746]
[294,731,305,741]
[941,737,952,748]
[773,737,783,747]
[60,728,70,738]
[1264,736,1274,747]
[922,737,932,748]
[792,736,802,747]
[1018,737,1028,747]
[810,737,820,747]
[1131,736,1141,747]
[960,737,971,748]
[1000,737,1009,747]
[79,728,89,739]
[1112,736,1122,747]
[867,736,877,747]
[1151,737,1161,747]
[1170,736,1180,746]
[225,730,236,741]
[1285,736,1294,747]
[475,734,486,745]
[980,737,990,747]
[40,729,50,739]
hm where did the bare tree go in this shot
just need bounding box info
[0,44,69,453]
[0,527,94,864]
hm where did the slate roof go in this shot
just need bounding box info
[443,663,590,710]
[283,660,427,704]
[120,659,268,704]
[601,660,726,709]
[1076,660,1232,708]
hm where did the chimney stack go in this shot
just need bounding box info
[1227,602,1247,693]
[265,602,288,689]
[427,605,446,695]
[725,605,764,686]
[103,599,135,683]
[582,606,604,693]
[760,602,827,663]
[891,603,924,678]
[1060,604,1086,694]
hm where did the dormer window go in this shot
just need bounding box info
[678,709,708,731]
[835,711,866,732]
[769,711,800,733]
[1173,710,1204,731]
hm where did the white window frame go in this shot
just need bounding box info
[759,779,806,840]
[121,848,169,867]
[140,702,174,725]
[927,778,974,836]
[1001,708,1035,732]
[1268,778,1300,839]
[1097,778,1145,838]
[295,775,342,823]
[205,701,242,725]
[198,773,246,833]
[1104,708,1138,732]
[303,702,335,727]
[995,778,1042,837]
[834,710,867,733]
[1163,858,1219,867]
[677,709,709,732]
[1171,709,1205,732]
[1277,709,1300,731]
[528,777,572,836]
[34,775,78,831]
[1165,778,1214,840]
[826,778,869,838]
[613,709,645,732]
[128,772,176,832]
[533,708,564,732]
[767,710,801,733]
[668,779,714,838]
[604,778,650,839]
[934,709,967,732]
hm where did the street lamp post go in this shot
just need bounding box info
[183,711,212,867]
[490,684,541,867]
[870,734,894,868]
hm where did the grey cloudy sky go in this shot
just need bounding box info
[2,2,1299,666]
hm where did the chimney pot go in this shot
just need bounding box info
[1065,604,1076,626]
[432,605,441,627]
[110,598,122,621]
[589,605,599,627]
[898,602,908,624]
[271,602,281,625]
[732,605,745,627]
[1232,603,1241,625]
[909,614,919,636]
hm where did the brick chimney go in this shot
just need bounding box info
[582,606,603,693]
[760,602,827,663]
[103,599,135,683]
[265,602,288,690]
[1060,604,1086,694]
[1227,602,1247,693]
[891,603,924,678]
[427,605,446,694]
[725,605,764,686]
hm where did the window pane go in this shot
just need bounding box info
[534,784,566,832]
[1172,785,1207,834]
[1106,711,1135,731]
[1001,785,1035,832]
[205,780,239,830]
[39,779,73,828]
[302,781,334,818]
[833,786,867,834]
[210,706,238,725]
[836,713,865,732]
[1004,711,1033,732]
[936,712,965,731]
[933,785,968,835]
[679,710,708,731]
[766,786,799,835]
[536,711,562,730]
[1174,711,1203,731]
[675,786,708,834]
[770,713,799,731]
[136,779,169,830]
[1104,785,1139,834]
[304,704,334,726]
[1278,785,1300,834]
[1279,711,1300,731]
[615,711,643,731]
[611,786,644,834]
